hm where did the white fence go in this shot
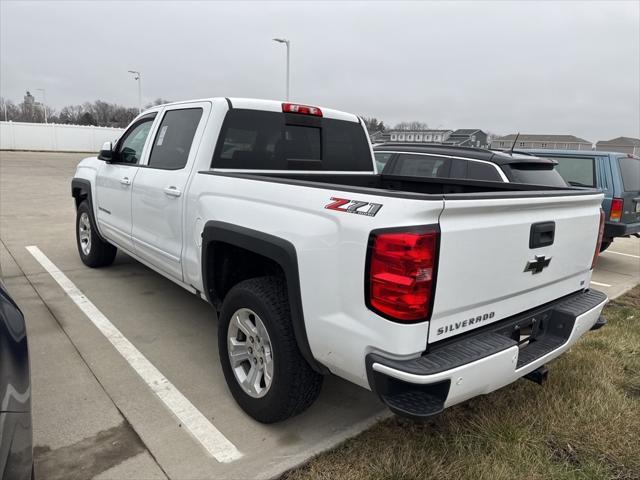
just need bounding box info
[0,121,124,152]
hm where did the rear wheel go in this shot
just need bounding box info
[218,276,323,423]
[76,201,117,267]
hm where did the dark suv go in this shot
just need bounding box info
[0,279,32,480]
[525,149,640,251]
[374,144,568,186]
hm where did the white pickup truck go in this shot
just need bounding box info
[72,98,608,423]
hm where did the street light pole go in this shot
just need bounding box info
[36,88,47,123]
[273,38,290,100]
[128,70,142,114]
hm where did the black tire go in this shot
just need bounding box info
[600,239,612,253]
[75,201,117,268]
[218,276,323,423]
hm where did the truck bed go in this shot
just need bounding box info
[198,167,603,348]
[204,170,593,199]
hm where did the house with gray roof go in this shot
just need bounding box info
[444,129,488,148]
[595,136,640,155]
[490,134,592,151]
[388,129,453,143]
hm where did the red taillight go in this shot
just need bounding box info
[367,227,439,322]
[282,102,323,117]
[592,208,605,269]
[610,198,623,222]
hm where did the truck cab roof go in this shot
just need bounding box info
[146,97,361,123]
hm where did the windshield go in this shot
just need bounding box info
[212,109,373,171]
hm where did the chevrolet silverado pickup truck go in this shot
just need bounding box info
[71,98,608,423]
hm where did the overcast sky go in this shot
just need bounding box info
[1,0,639,140]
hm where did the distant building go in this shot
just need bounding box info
[369,130,391,144]
[490,134,592,151]
[388,129,453,143]
[23,91,35,106]
[595,137,640,155]
[444,129,488,148]
[21,91,36,119]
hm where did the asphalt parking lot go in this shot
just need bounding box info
[1,151,639,480]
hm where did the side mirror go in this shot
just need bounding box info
[98,141,114,162]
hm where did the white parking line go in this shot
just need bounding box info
[590,281,612,287]
[604,250,640,259]
[26,246,242,463]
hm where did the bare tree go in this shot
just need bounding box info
[1,94,142,127]
[360,116,387,133]
[144,98,172,109]
[0,98,21,121]
[54,101,137,127]
[89,100,114,126]
[393,121,429,131]
[110,106,138,128]
[57,105,84,124]
[78,111,97,126]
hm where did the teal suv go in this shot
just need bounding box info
[525,149,640,251]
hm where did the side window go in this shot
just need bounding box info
[148,108,203,170]
[552,156,595,187]
[618,156,640,192]
[374,152,394,172]
[392,154,449,178]
[450,158,468,179]
[116,115,156,164]
[467,161,503,182]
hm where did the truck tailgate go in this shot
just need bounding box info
[428,192,603,343]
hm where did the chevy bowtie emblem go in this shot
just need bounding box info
[524,255,552,274]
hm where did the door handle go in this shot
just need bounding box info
[164,186,182,197]
[529,221,555,249]
[120,177,131,186]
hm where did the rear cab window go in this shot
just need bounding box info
[212,109,373,171]
[618,155,640,192]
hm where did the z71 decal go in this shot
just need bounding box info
[325,197,383,217]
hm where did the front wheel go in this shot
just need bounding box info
[76,201,117,267]
[218,276,323,423]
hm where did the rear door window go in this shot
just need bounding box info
[388,154,450,178]
[618,156,640,191]
[549,156,595,187]
[212,109,373,171]
[148,108,203,170]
